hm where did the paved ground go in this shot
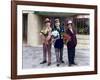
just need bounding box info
[22,45,90,69]
[22,35,90,69]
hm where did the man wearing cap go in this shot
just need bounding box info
[65,20,77,66]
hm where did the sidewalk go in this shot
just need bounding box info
[22,35,90,69]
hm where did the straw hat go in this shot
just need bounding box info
[68,20,72,24]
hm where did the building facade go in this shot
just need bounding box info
[22,11,89,46]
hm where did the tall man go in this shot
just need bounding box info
[65,20,77,66]
[40,18,52,66]
[52,18,64,66]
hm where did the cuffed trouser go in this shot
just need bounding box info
[55,48,64,64]
[55,48,60,64]
[60,48,63,61]
[67,47,75,64]
[43,43,51,63]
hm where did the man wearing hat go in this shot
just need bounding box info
[52,18,65,66]
[40,18,52,66]
[65,20,77,66]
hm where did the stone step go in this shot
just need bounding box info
[77,43,89,49]
[77,39,89,44]
[76,35,89,40]
[77,34,89,45]
[75,35,89,48]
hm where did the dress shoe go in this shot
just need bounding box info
[68,64,72,66]
[61,60,65,63]
[47,63,51,66]
[57,64,60,67]
[40,61,47,64]
[72,63,77,65]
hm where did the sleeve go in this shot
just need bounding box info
[46,28,52,41]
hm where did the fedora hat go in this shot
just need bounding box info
[44,18,51,23]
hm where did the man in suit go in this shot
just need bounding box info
[52,18,65,66]
[40,18,52,66]
[65,20,77,66]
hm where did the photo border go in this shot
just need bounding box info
[11,1,97,79]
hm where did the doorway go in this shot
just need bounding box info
[22,13,28,43]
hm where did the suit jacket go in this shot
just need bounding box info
[66,28,77,49]
[53,26,64,48]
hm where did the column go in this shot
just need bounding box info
[27,13,42,46]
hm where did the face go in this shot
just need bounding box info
[45,22,51,27]
[55,22,60,27]
[68,23,72,29]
